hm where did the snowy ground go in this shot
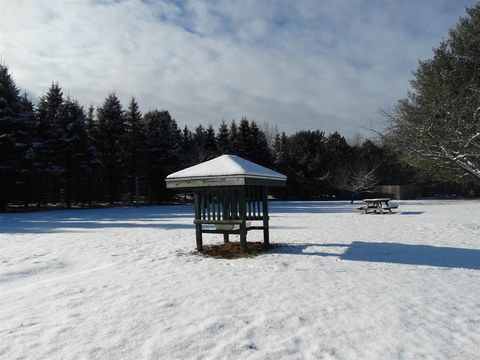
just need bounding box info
[1,200,479,360]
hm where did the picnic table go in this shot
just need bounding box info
[358,198,398,214]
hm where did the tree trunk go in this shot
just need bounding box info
[351,192,357,204]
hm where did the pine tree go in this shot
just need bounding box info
[193,125,207,162]
[0,65,32,210]
[179,126,195,167]
[273,132,289,171]
[217,120,230,154]
[194,125,205,146]
[17,92,35,206]
[325,132,352,171]
[387,3,480,182]
[237,117,251,159]
[271,131,290,198]
[144,110,181,203]
[85,105,100,206]
[58,97,89,207]
[96,93,126,204]
[203,125,218,160]
[33,83,65,204]
[288,130,328,198]
[249,120,271,166]
[124,97,144,203]
[229,120,239,154]
[86,105,96,135]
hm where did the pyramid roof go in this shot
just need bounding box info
[165,155,286,188]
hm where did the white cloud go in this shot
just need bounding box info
[0,0,476,136]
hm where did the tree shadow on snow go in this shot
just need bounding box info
[0,205,194,234]
[269,201,357,214]
[270,241,480,270]
[0,202,359,234]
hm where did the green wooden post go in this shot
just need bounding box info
[239,187,247,252]
[262,186,269,245]
[223,190,229,243]
[194,192,203,251]
[206,191,210,220]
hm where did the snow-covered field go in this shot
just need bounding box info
[1,200,479,360]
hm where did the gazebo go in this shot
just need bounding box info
[165,155,287,252]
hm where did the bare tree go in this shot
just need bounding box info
[331,162,379,203]
[262,120,279,150]
[346,133,364,147]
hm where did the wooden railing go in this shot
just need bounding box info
[193,186,270,251]
[195,187,266,222]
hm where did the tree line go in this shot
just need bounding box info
[0,64,448,211]
[5,4,480,211]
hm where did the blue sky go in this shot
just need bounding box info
[0,0,477,137]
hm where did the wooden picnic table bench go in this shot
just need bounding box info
[357,198,398,214]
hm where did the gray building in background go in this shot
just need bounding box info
[380,185,417,200]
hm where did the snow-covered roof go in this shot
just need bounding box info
[165,155,286,188]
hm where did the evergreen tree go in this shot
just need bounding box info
[249,120,271,166]
[0,65,32,210]
[17,92,35,205]
[271,132,290,198]
[358,140,382,165]
[194,125,205,146]
[237,117,251,159]
[192,125,207,162]
[357,140,415,186]
[325,132,352,173]
[272,132,282,168]
[86,105,96,135]
[96,93,126,204]
[203,125,218,160]
[124,97,144,203]
[387,3,480,182]
[288,130,328,198]
[217,120,230,154]
[179,126,195,167]
[33,83,64,204]
[85,105,101,205]
[144,110,180,202]
[273,132,289,171]
[229,120,239,154]
[58,98,89,207]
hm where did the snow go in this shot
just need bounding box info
[1,200,479,359]
[166,154,287,180]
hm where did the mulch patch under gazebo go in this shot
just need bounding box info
[197,241,282,259]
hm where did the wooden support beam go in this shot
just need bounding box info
[199,227,263,234]
[194,192,203,251]
[233,189,238,219]
[246,226,264,230]
[262,186,269,245]
[194,219,243,225]
[206,192,210,220]
[202,229,240,234]
[239,188,247,252]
